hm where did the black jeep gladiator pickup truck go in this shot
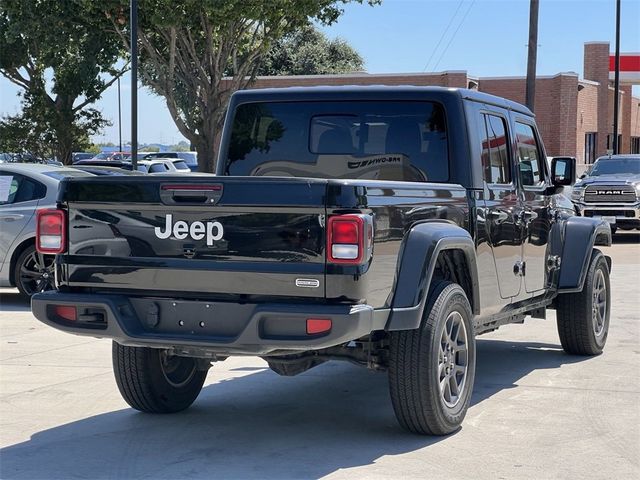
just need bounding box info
[32,86,612,435]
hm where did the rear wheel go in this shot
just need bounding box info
[389,281,476,435]
[556,250,610,355]
[112,342,208,413]
[14,244,55,298]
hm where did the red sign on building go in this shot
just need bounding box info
[609,53,640,83]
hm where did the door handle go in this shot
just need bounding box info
[159,183,223,205]
[0,214,24,221]
[487,210,509,224]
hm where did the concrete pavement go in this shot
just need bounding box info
[0,233,639,479]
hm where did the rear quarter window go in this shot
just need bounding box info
[224,101,449,182]
[172,161,190,171]
[0,172,46,204]
[149,164,169,173]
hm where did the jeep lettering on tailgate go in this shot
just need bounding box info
[154,214,224,246]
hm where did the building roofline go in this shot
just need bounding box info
[579,79,600,86]
[479,72,579,81]
[248,71,469,81]
[608,85,626,94]
[584,41,610,45]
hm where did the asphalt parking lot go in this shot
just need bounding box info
[1,234,639,480]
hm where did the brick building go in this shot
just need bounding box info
[240,41,639,167]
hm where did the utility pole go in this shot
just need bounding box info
[525,0,539,112]
[130,0,138,170]
[117,77,122,152]
[612,0,621,154]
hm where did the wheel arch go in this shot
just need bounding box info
[386,222,479,331]
[558,217,612,293]
[8,236,36,287]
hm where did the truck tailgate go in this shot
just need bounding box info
[59,176,327,299]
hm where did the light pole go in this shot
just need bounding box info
[612,0,621,154]
[525,0,539,112]
[130,0,138,169]
[117,77,122,152]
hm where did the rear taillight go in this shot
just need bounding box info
[306,318,332,335]
[36,209,66,254]
[327,214,372,264]
[54,305,77,322]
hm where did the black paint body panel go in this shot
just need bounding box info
[36,86,608,354]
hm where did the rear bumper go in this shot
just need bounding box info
[31,292,386,356]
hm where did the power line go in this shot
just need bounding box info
[433,0,477,72]
[423,0,465,72]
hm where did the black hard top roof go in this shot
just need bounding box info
[231,85,533,117]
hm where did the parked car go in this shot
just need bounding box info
[0,163,93,297]
[0,152,44,164]
[136,159,192,175]
[86,152,132,163]
[32,87,611,435]
[71,152,95,163]
[570,154,640,233]
[71,165,146,176]
[72,159,136,170]
[141,151,198,171]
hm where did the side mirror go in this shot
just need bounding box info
[551,157,576,187]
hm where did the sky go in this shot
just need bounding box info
[1,0,639,145]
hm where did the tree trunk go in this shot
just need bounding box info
[55,128,74,165]
[196,133,218,173]
[55,98,75,165]
[196,117,224,173]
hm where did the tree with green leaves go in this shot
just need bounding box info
[0,100,56,160]
[0,0,125,164]
[99,0,378,173]
[258,24,363,76]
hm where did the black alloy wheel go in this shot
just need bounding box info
[14,245,55,297]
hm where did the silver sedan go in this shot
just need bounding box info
[0,163,93,297]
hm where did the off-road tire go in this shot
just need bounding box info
[112,342,208,413]
[389,281,476,435]
[556,250,610,355]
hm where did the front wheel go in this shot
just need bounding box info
[389,281,476,435]
[112,342,208,413]
[556,250,610,355]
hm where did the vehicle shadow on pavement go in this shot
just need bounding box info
[0,338,587,479]
[0,292,30,313]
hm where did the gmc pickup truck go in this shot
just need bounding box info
[32,86,612,435]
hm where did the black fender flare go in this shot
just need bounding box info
[386,222,479,331]
[557,216,612,293]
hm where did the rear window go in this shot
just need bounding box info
[224,101,448,182]
[172,160,190,171]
